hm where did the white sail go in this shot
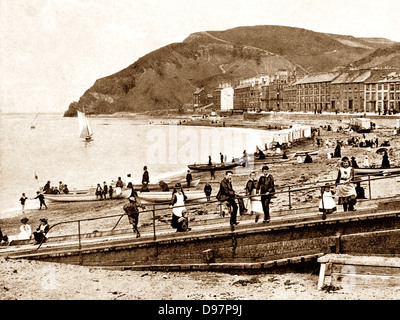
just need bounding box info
[30,113,40,128]
[77,111,93,139]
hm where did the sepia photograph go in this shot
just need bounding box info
[1,0,400,308]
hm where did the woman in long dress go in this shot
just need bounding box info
[170,183,190,232]
[335,157,357,212]
[17,217,32,240]
[245,172,264,222]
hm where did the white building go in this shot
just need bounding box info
[214,83,234,111]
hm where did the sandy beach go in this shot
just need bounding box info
[1,113,400,300]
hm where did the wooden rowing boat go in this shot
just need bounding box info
[187,162,240,171]
[137,190,207,203]
[354,167,400,176]
[45,189,131,202]
[293,150,319,157]
[133,178,200,190]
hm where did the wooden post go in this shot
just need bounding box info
[317,263,327,290]
[368,175,372,200]
[288,186,292,209]
[152,204,156,241]
[78,220,83,265]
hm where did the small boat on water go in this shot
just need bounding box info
[133,178,200,191]
[45,189,131,202]
[187,162,240,171]
[30,113,40,129]
[354,167,400,176]
[137,190,207,203]
[78,110,93,141]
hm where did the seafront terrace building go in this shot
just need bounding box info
[293,72,340,113]
[364,69,400,114]
[213,83,234,111]
[193,87,208,108]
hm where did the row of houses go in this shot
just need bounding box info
[193,68,400,115]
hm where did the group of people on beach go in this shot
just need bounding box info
[1,217,50,246]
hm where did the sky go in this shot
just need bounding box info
[1,0,400,113]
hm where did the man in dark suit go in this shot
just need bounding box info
[186,170,192,187]
[256,165,275,223]
[217,170,238,226]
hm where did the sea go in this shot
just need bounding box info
[0,113,276,218]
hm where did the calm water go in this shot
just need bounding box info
[0,113,275,217]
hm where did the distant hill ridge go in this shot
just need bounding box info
[64,25,399,116]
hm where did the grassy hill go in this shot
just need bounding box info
[64,25,398,116]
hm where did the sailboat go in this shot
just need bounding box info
[77,110,93,141]
[30,113,40,129]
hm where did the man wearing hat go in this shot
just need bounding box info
[17,217,32,240]
[216,170,239,226]
[256,165,275,223]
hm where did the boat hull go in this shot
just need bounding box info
[133,178,200,190]
[187,163,240,171]
[354,167,400,176]
[137,190,207,203]
[45,189,131,202]
[293,150,319,157]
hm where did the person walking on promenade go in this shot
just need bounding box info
[170,183,190,232]
[123,183,146,238]
[204,182,212,201]
[19,193,28,214]
[220,152,224,163]
[256,165,275,223]
[335,157,357,212]
[34,191,47,210]
[217,170,239,226]
[186,170,192,188]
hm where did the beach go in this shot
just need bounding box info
[1,113,400,300]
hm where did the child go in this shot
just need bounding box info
[319,184,336,220]
[19,193,28,214]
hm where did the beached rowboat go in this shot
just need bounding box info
[293,150,319,157]
[187,163,240,171]
[45,189,131,202]
[354,167,400,176]
[133,178,200,190]
[137,190,207,203]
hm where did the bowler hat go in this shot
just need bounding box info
[39,218,47,223]
[262,165,269,171]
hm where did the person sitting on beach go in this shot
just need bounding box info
[381,151,391,169]
[0,228,9,245]
[63,184,69,194]
[33,218,50,244]
[282,151,288,159]
[351,157,359,169]
[217,171,238,226]
[159,181,169,192]
[43,181,51,194]
[123,183,146,238]
[17,217,32,240]
[170,183,190,232]
[304,153,313,163]
[319,184,336,220]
